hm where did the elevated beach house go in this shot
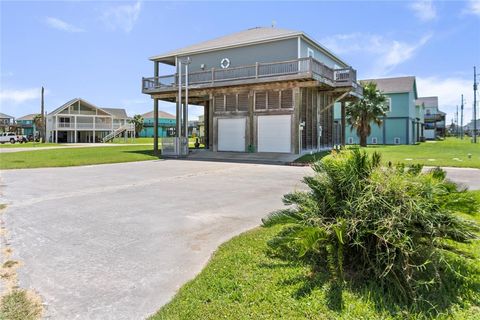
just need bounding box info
[417,96,445,140]
[16,114,39,137]
[142,27,362,155]
[139,110,176,138]
[335,76,423,145]
[46,98,134,143]
[0,112,15,132]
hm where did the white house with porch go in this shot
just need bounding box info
[46,98,134,143]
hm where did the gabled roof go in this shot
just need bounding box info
[102,108,129,119]
[49,98,129,119]
[49,98,90,115]
[152,27,300,60]
[361,76,418,98]
[150,27,349,67]
[0,112,14,119]
[17,113,39,121]
[416,96,438,108]
[142,110,175,119]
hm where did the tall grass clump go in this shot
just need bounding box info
[263,150,479,307]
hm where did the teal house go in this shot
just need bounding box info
[335,76,424,145]
[139,110,176,138]
[17,114,38,137]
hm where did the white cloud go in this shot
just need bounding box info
[416,76,475,123]
[465,0,480,16]
[409,0,437,22]
[0,88,41,104]
[321,33,432,76]
[102,0,142,33]
[45,17,85,33]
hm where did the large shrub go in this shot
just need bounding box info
[263,150,478,303]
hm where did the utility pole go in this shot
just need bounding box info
[41,86,45,143]
[456,105,459,138]
[461,94,464,139]
[474,66,478,143]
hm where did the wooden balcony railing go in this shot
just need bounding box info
[142,57,360,94]
[54,122,134,130]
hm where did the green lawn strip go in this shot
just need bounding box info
[0,145,159,169]
[110,137,205,148]
[294,150,331,164]
[111,137,154,144]
[0,143,62,148]
[152,193,480,320]
[295,139,480,168]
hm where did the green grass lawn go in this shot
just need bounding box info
[0,145,160,169]
[111,137,153,144]
[152,191,480,320]
[296,138,480,168]
[111,137,205,148]
[0,142,62,148]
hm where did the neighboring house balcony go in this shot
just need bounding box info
[142,57,362,97]
[424,114,445,122]
[52,120,133,131]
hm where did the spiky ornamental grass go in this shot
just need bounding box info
[262,150,479,306]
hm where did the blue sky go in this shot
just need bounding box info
[1,0,479,124]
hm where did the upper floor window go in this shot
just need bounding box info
[307,48,314,58]
[384,97,392,112]
[426,109,431,115]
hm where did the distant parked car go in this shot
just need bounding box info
[0,132,19,144]
[17,135,28,143]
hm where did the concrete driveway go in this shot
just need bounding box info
[0,160,310,319]
[0,161,478,320]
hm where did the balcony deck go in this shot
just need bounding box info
[142,57,362,97]
[52,123,134,131]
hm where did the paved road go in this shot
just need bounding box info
[423,166,480,190]
[0,160,311,319]
[0,162,478,320]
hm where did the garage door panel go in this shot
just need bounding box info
[218,118,246,152]
[258,115,291,153]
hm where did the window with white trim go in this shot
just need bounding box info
[371,137,378,144]
[307,48,314,58]
[394,137,400,144]
[348,137,354,144]
[384,97,392,112]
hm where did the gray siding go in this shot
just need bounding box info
[178,38,298,73]
[299,38,347,69]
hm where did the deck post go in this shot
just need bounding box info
[341,101,346,146]
[153,98,159,155]
[184,60,189,146]
[177,60,182,140]
[55,115,58,143]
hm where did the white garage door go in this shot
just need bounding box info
[218,118,246,152]
[257,115,291,153]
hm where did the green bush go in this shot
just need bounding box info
[262,150,479,304]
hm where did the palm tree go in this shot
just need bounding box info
[33,114,43,141]
[130,114,144,138]
[346,82,387,147]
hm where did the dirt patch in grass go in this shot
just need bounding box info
[0,289,42,320]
